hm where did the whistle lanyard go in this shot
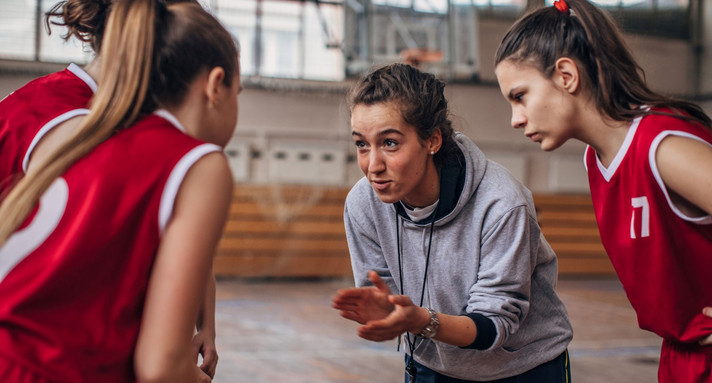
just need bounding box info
[396,202,439,383]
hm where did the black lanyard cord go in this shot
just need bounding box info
[396,202,440,383]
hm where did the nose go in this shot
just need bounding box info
[511,108,526,130]
[367,149,385,174]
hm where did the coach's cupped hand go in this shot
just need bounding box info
[332,270,395,325]
[332,270,428,342]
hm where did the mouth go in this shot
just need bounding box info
[370,179,391,191]
[525,132,540,143]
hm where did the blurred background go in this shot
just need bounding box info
[0,1,709,381]
[2,0,708,279]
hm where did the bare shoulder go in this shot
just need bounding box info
[178,151,233,210]
[655,134,712,216]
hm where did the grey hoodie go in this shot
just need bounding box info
[344,132,573,381]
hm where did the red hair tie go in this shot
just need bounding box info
[554,0,570,14]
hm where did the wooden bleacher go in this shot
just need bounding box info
[214,185,613,278]
[533,194,614,275]
[214,185,352,278]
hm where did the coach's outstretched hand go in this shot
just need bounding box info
[332,271,429,342]
[332,270,395,325]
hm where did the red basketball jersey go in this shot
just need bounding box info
[0,64,96,196]
[585,110,712,343]
[0,110,220,383]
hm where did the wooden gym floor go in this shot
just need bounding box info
[210,276,661,383]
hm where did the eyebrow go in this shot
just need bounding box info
[351,129,405,138]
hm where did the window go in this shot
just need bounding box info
[193,0,346,80]
[0,0,693,80]
[0,0,344,81]
[0,0,93,63]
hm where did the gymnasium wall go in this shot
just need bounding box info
[225,15,711,195]
[1,17,710,195]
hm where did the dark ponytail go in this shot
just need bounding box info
[46,0,112,52]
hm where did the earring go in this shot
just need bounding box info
[430,151,435,155]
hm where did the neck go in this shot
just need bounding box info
[575,103,631,167]
[83,58,101,82]
[582,120,631,168]
[402,160,440,208]
[162,74,211,142]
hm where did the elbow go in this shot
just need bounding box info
[134,350,193,383]
[134,362,173,383]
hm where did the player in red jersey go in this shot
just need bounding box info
[0,0,240,382]
[494,0,712,381]
[0,0,220,379]
[0,64,95,195]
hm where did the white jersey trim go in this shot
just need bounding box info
[159,144,221,234]
[67,63,98,93]
[22,108,91,173]
[154,109,187,133]
[156,108,216,233]
[649,131,712,225]
[594,115,643,182]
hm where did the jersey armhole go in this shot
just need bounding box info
[22,109,91,173]
[649,131,712,224]
[158,144,222,234]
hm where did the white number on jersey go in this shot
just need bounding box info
[0,178,68,281]
[630,196,650,239]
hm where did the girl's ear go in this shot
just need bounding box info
[554,57,580,94]
[205,66,226,107]
[428,129,443,154]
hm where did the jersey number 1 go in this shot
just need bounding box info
[630,196,650,239]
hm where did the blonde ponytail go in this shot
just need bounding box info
[0,0,159,246]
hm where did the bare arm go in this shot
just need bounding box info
[134,152,232,383]
[656,136,712,345]
[656,135,712,216]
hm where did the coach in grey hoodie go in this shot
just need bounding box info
[333,63,572,382]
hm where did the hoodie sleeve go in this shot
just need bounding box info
[465,204,540,350]
[343,186,396,290]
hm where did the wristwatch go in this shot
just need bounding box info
[417,307,439,338]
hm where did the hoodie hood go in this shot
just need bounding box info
[394,131,487,226]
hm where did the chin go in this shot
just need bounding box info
[373,190,400,204]
[540,140,565,152]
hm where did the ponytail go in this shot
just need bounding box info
[0,0,161,246]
